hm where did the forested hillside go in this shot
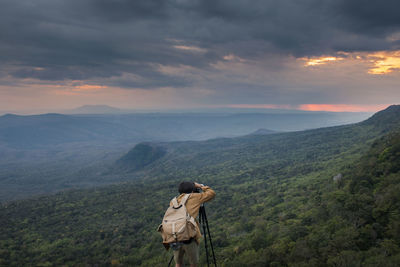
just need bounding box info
[0,106,399,266]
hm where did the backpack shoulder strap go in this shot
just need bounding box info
[171,194,191,209]
[171,197,179,208]
[181,193,191,205]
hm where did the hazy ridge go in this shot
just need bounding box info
[0,110,370,202]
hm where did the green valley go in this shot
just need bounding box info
[1,106,400,266]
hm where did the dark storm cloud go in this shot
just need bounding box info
[90,0,169,22]
[337,0,400,31]
[0,0,400,87]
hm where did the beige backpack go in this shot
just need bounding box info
[158,194,198,245]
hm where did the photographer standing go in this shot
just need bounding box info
[159,181,216,267]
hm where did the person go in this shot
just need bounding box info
[172,181,216,267]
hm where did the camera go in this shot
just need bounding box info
[193,183,204,193]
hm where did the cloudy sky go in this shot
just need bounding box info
[1,0,400,113]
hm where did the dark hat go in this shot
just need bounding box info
[178,181,195,194]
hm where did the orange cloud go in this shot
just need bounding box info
[301,50,400,75]
[302,56,343,66]
[367,51,400,74]
[298,104,389,112]
[72,84,107,91]
[52,84,107,96]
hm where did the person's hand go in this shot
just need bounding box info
[194,182,204,188]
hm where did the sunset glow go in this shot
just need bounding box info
[226,104,389,112]
[303,57,342,66]
[72,85,107,91]
[52,84,107,96]
[302,51,400,75]
[298,104,389,112]
[368,51,400,74]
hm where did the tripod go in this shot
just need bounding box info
[199,204,217,267]
[167,204,217,267]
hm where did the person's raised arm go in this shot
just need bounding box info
[194,182,216,203]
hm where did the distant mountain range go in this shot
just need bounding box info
[0,104,376,116]
[0,110,371,149]
[64,105,126,114]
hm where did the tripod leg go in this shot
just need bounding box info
[200,207,210,267]
[168,255,174,267]
[202,207,217,267]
